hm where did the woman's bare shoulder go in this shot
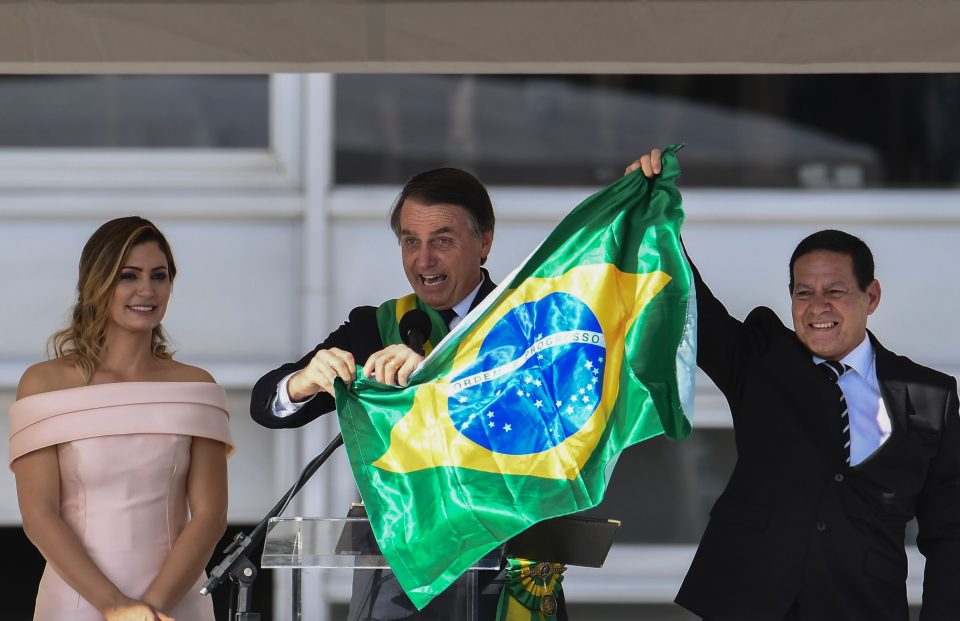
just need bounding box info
[160,360,217,384]
[17,359,83,399]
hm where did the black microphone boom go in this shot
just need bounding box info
[399,309,432,356]
[200,432,345,612]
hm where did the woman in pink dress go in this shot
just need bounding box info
[9,217,234,621]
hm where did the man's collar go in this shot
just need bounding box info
[812,334,874,377]
[450,276,485,322]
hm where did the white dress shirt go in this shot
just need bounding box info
[271,279,484,418]
[813,336,892,466]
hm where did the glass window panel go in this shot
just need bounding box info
[335,74,960,188]
[0,76,269,148]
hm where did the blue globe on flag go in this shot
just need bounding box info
[447,292,607,455]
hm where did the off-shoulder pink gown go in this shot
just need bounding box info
[8,382,235,621]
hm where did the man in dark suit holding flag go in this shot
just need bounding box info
[250,167,567,620]
[628,150,960,621]
[251,167,496,430]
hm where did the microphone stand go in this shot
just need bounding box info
[208,320,421,619]
[202,432,345,620]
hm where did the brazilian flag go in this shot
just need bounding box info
[335,145,695,610]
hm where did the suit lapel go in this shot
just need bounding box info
[469,268,498,312]
[761,330,846,465]
[762,329,910,468]
[871,333,910,437]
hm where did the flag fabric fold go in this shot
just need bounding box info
[335,144,695,610]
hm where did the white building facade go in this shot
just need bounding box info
[1,73,958,620]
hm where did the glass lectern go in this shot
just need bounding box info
[262,516,502,621]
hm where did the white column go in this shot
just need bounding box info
[289,72,338,621]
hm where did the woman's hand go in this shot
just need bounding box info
[102,596,174,621]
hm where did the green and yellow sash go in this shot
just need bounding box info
[375,293,450,353]
[495,558,566,621]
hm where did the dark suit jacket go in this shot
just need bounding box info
[250,271,569,620]
[250,271,498,429]
[675,261,960,621]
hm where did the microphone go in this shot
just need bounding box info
[399,309,432,355]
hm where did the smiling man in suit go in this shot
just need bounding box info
[628,150,960,621]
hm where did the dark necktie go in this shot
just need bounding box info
[818,360,851,466]
[439,308,457,328]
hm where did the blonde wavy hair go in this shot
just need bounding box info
[50,216,178,383]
